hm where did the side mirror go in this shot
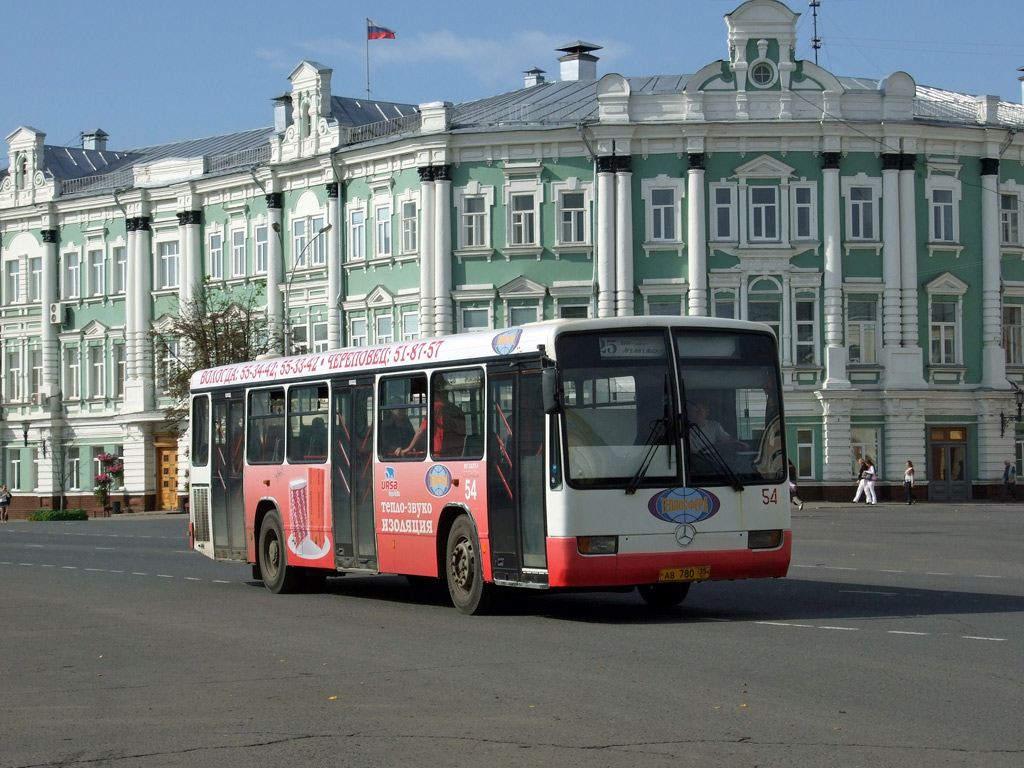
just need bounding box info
[541,367,561,414]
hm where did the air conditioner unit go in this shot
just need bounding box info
[30,393,42,406]
[49,302,65,325]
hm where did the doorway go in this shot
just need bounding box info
[928,427,970,502]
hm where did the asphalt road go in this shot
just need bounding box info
[1,502,1022,768]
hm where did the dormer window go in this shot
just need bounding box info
[750,61,776,88]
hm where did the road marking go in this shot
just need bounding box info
[962,636,1006,642]
[925,572,954,576]
[818,626,858,631]
[888,630,930,636]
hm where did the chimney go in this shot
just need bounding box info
[524,67,546,88]
[81,129,108,152]
[556,41,601,82]
[272,93,293,134]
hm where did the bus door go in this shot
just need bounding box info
[210,390,246,560]
[487,367,547,585]
[331,380,377,570]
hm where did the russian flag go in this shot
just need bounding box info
[367,19,396,40]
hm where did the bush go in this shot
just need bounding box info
[27,509,90,522]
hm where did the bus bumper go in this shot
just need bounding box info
[545,531,791,588]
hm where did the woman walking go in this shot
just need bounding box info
[863,458,877,504]
[788,460,804,511]
[853,458,868,503]
[904,461,916,505]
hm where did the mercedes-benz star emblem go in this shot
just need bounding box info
[674,523,697,547]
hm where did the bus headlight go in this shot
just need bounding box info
[577,536,618,555]
[747,529,783,549]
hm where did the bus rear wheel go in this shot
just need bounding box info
[259,512,300,594]
[445,515,493,615]
[637,582,691,610]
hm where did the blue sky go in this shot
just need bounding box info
[2,0,1021,151]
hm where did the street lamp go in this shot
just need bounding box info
[273,222,332,356]
[999,385,1024,437]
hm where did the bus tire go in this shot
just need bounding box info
[637,582,691,610]
[258,511,300,594]
[445,515,492,615]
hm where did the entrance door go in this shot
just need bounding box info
[155,445,178,510]
[928,427,970,502]
[486,367,547,585]
[210,391,247,559]
[331,381,376,570]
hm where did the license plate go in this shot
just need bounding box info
[659,566,710,582]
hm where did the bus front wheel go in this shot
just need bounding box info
[637,582,691,610]
[445,515,493,615]
[259,512,300,594]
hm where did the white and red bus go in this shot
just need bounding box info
[187,317,790,614]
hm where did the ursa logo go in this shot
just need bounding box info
[425,465,453,497]
[648,487,721,524]
[492,329,522,355]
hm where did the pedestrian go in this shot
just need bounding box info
[904,461,916,505]
[863,458,878,504]
[0,484,11,523]
[1000,460,1018,502]
[852,458,868,503]
[788,459,804,511]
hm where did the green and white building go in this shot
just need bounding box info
[3,0,1024,511]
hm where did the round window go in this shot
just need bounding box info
[751,62,775,87]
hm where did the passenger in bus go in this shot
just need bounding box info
[380,399,415,456]
[306,417,328,460]
[688,400,746,450]
[399,385,466,457]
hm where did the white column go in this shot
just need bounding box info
[40,228,60,404]
[981,157,1005,388]
[614,163,634,316]
[881,155,902,350]
[327,183,342,350]
[686,155,707,316]
[596,158,616,318]
[418,166,435,337]
[134,218,153,403]
[899,153,919,346]
[178,213,191,308]
[124,222,138,379]
[433,167,453,335]
[821,154,849,388]
[267,195,284,354]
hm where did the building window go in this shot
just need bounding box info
[4,259,20,304]
[113,344,126,398]
[650,189,676,241]
[930,188,956,243]
[848,187,875,240]
[69,448,81,491]
[648,300,682,316]
[157,339,180,392]
[796,428,814,479]
[401,201,418,254]
[231,230,246,277]
[88,345,105,399]
[349,317,368,347]
[712,291,736,319]
[460,306,491,332]
[292,219,307,268]
[254,225,268,274]
[401,309,419,340]
[558,191,587,244]
[463,197,487,247]
[29,348,42,405]
[747,279,781,340]
[1005,305,1024,365]
[792,184,816,240]
[930,299,959,364]
[711,185,736,241]
[509,193,536,246]
[6,347,22,402]
[208,234,223,280]
[29,257,42,302]
[349,209,366,261]
[749,186,778,241]
[751,61,776,87]
[1001,193,1021,245]
[64,252,80,299]
[847,298,878,364]
[559,304,589,319]
[88,249,104,296]
[508,305,538,326]
[794,299,817,365]
[158,241,179,289]
[8,456,22,491]
[64,346,81,400]
[375,204,392,258]
[112,248,126,294]
[376,313,394,345]
[851,428,880,479]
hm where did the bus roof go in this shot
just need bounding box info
[189,316,773,392]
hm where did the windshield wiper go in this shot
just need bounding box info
[625,417,669,495]
[688,423,745,491]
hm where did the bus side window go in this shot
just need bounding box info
[432,368,483,460]
[247,388,285,465]
[192,395,210,466]
[288,384,329,463]
[378,375,427,459]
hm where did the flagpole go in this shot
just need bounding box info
[366,19,371,99]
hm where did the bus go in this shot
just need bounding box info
[187,317,790,614]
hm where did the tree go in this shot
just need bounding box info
[153,280,279,435]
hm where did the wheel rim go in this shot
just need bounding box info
[265,533,281,579]
[449,535,474,594]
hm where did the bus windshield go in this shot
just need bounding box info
[556,327,784,489]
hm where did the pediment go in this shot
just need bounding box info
[926,272,968,295]
[366,285,396,306]
[81,319,109,337]
[498,275,546,298]
[734,153,795,179]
